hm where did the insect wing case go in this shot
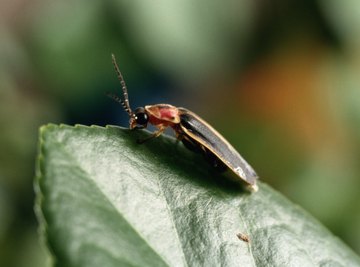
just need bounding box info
[178,108,258,187]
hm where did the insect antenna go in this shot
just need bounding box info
[111,54,133,116]
[106,92,132,115]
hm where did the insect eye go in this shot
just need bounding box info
[136,112,148,125]
[134,107,149,126]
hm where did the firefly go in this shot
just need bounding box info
[107,54,259,191]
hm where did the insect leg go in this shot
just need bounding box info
[137,126,166,144]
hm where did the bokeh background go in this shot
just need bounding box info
[1,0,360,266]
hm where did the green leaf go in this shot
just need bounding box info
[35,124,360,267]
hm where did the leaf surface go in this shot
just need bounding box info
[35,124,360,267]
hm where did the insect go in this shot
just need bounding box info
[107,54,259,191]
[237,233,250,243]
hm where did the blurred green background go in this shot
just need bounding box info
[1,0,360,266]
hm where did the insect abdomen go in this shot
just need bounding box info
[178,108,258,186]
